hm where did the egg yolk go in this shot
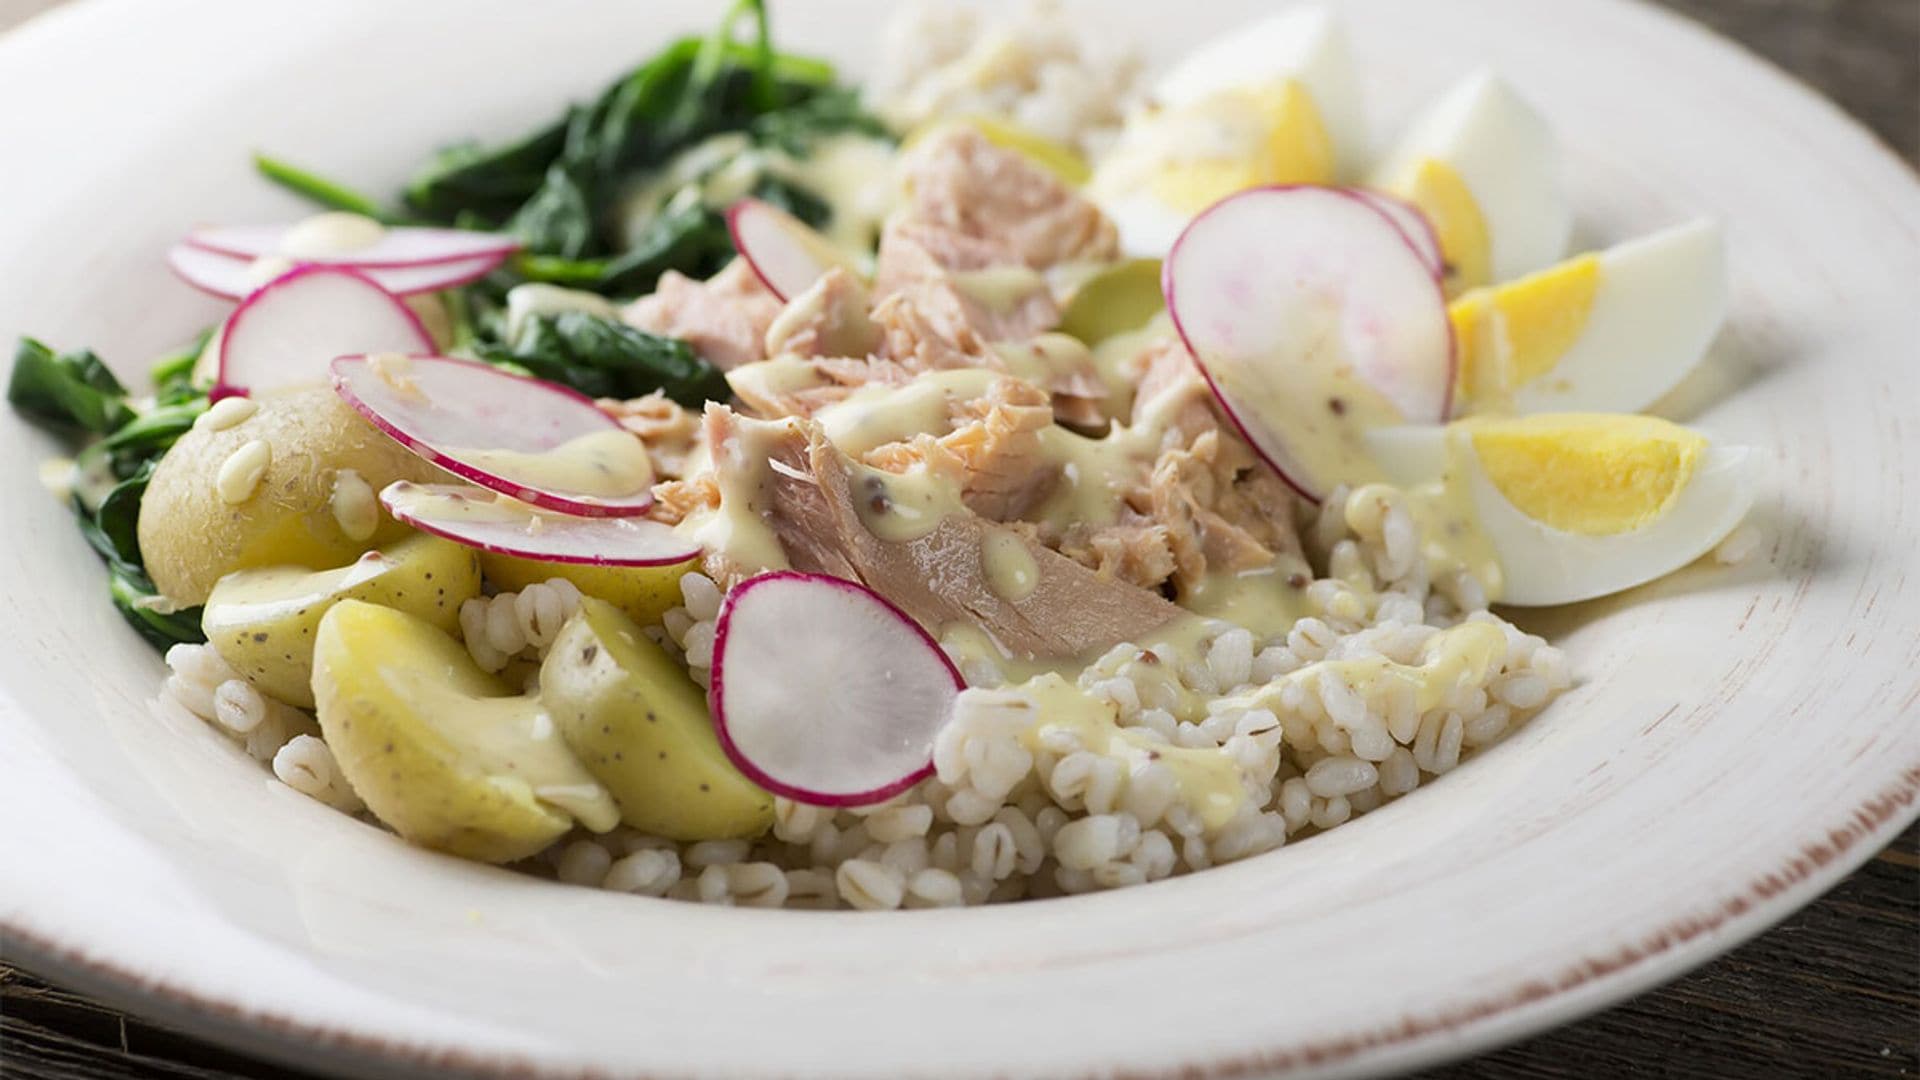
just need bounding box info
[1469,413,1706,535]
[1145,79,1335,213]
[1393,158,1491,296]
[1450,253,1601,410]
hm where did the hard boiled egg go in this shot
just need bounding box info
[1449,219,1727,416]
[1371,70,1571,296]
[1092,7,1363,256]
[1370,413,1756,606]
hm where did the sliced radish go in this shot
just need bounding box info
[1355,189,1445,280]
[1164,185,1455,502]
[185,220,518,267]
[167,243,505,300]
[333,353,654,517]
[709,572,964,807]
[380,481,697,565]
[215,264,434,399]
[726,198,859,302]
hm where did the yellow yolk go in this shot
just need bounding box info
[1145,79,1335,213]
[1394,158,1491,296]
[906,116,1091,186]
[1468,413,1707,535]
[1451,253,1602,409]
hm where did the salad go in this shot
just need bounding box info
[8,0,1757,910]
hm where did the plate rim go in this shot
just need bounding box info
[0,0,1916,1077]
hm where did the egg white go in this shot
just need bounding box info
[1471,442,1757,607]
[1511,219,1727,415]
[1373,69,1571,284]
[1155,6,1367,179]
[1364,424,1759,607]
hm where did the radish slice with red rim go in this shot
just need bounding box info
[333,353,655,517]
[1164,185,1455,503]
[709,571,964,807]
[214,264,434,399]
[726,197,859,302]
[380,481,697,566]
[1354,189,1445,280]
[168,243,506,300]
[185,220,518,267]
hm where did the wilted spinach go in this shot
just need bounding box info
[476,312,726,407]
[8,334,208,651]
[7,338,135,435]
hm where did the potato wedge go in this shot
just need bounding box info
[479,552,695,626]
[543,598,772,841]
[138,386,444,604]
[313,600,618,863]
[203,534,481,708]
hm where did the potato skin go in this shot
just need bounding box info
[479,551,696,625]
[203,534,481,708]
[544,598,773,841]
[313,600,578,864]
[138,386,443,604]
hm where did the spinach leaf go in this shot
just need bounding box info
[107,563,205,651]
[405,118,570,227]
[76,463,153,569]
[507,163,598,258]
[99,400,207,478]
[477,312,725,406]
[149,328,214,405]
[252,153,391,220]
[7,337,134,434]
[750,85,890,156]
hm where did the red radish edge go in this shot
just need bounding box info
[1161,185,1459,503]
[725,198,844,303]
[1354,189,1446,282]
[379,481,698,567]
[331,353,654,518]
[707,571,966,808]
[184,223,520,268]
[214,263,434,400]
[167,242,506,301]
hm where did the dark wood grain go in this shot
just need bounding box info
[2,2,1918,1078]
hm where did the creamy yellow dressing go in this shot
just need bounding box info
[991,333,1095,391]
[726,356,835,406]
[384,482,543,526]
[504,284,621,345]
[1016,674,1246,830]
[764,134,899,253]
[981,527,1040,602]
[814,369,997,456]
[1219,620,1508,718]
[686,420,796,574]
[849,462,969,542]
[1178,559,1315,641]
[280,212,385,259]
[205,550,394,614]
[951,265,1049,314]
[456,430,654,500]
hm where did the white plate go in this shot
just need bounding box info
[1,1,1915,1077]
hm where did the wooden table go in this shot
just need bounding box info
[2,1,1916,1077]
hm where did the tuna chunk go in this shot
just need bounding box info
[597,391,700,478]
[702,408,1178,659]
[862,375,1060,522]
[623,258,782,371]
[726,355,916,420]
[899,126,1119,269]
[763,268,882,359]
[874,218,1059,345]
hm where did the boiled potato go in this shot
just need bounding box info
[203,534,481,708]
[480,551,696,625]
[313,600,619,863]
[543,598,773,841]
[406,293,455,351]
[138,385,444,605]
